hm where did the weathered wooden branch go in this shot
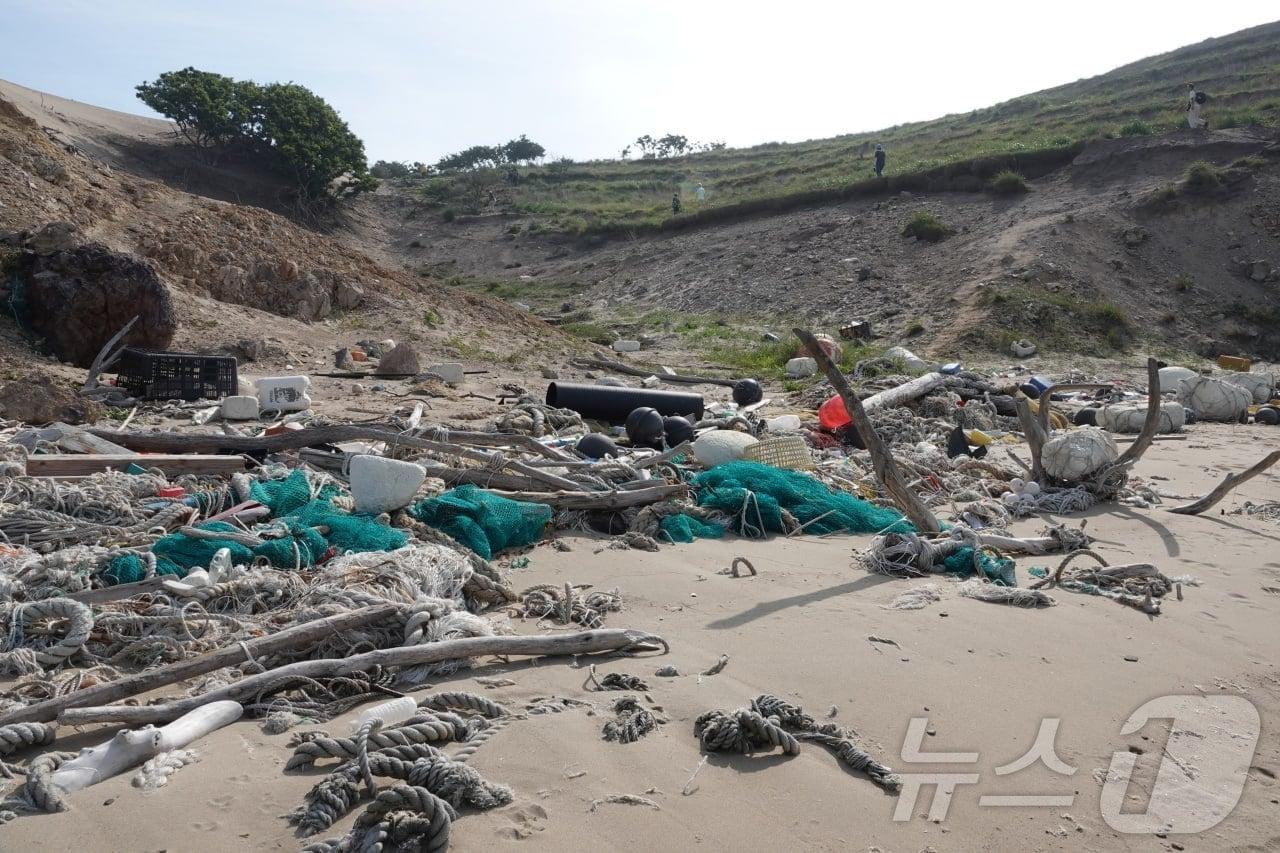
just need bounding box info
[0,604,400,727]
[81,316,138,394]
[1114,359,1162,468]
[1168,450,1280,515]
[570,357,736,387]
[861,372,947,413]
[794,328,940,532]
[1034,382,1112,438]
[1015,397,1048,483]
[488,483,688,509]
[60,629,667,726]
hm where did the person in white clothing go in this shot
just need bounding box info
[1186,83,1207,129]
[695,183,706,202]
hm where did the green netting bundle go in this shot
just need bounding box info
[659,513,726,544]
[691,461,914,538]
[101,496,408,585]
[410,484,551,559]
[249,469,337,515]
[942,548,1017,585]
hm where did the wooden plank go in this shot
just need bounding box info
[24,454,249,478]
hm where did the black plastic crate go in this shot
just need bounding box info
[116,348,238,401]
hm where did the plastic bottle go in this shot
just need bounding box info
[818,394,852,431]
[766,414,802,432]
[351,696,417,733]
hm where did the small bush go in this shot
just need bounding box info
[1231,155,1267,169]
[988,169,1029,195]
[901,211,953,243]
[441,208,457,222]
[1183,161,1223,194]
[1174,274,1193,292]
[1118,119,1154,137]
[1216,111,1265,129]
[905,319,925,336]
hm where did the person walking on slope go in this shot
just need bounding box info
[1186,83,1208,129]
[672,191,682,214]
[695,182,706,203]
[874,143,886,178]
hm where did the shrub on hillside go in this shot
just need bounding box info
[1183,160,1224,194]
[1118,119,1155,137]
[988,169,1029,195]
[902,211,953,243]
[371,160,412,179]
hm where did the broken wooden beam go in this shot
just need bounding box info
[1168,450,1280,515]
[23,453,249,478]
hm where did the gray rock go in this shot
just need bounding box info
[376,343,420,375]
[1249,260,1272,282]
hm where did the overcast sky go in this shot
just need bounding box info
[1,1,1275,163]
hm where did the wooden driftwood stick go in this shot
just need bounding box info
[487,483,687,510]
[0,604,400,727]
[1168,450,1280,515]
[60,629,668,726]
[1015,397,1048,483]
[1114,358,1162,467]
[860,372,947,413]
[569,357,737,387]
[793,328,940,532]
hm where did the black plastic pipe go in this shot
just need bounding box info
[546,382,704,425]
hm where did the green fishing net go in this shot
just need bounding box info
[659,513,726,544]
[410,484,551,559]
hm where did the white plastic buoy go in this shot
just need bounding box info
[220,395,260,420]
[349,455,427,515]
[1178,375,1251,422]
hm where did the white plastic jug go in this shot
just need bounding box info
[256,376,312,413]
[352,696,417,733]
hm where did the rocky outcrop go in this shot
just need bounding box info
[14,242,177,367]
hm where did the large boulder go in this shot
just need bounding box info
[0,376,102,425]
[14,243,176,368]
[376,343,420,375]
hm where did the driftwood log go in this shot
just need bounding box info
[93,423,573,462]
[793,328,940,532]
[60,629,667,726]
[861,372,947,413]
[1169,450,1280,515]
[489,483,688,509]
[1113,359,1161,467]
[0,604,400,727]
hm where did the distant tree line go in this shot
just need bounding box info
[621,134,727,159]
[433,135,547,172]
[135,67,374,202]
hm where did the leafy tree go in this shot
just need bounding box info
[135,67,253,152]
[371,159,412,178]
[436,144,506,172]
[655,133,689,157]
[502,135,545,164]
[136,68,373,201]
[251,82,374,200]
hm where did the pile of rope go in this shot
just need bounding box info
[1028,550,1178,614]
[520,583,621,628]
[494,399,585,437]
[695,694,899,791]
[601,696,660,744]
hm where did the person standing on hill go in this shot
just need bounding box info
[874,144,886,177]
[1186,83,1208,129]
[695,182,706,202]
[672,191,682,214]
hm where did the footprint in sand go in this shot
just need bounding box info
[497,804,549,839]
[191,819,220,832]
[208,795,235,811]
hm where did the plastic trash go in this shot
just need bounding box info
[818,394,851,431]
[766,414,803,432]
[352,697,417,733]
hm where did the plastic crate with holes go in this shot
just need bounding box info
[116,348,238,401]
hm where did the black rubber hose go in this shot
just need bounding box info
[546,382,705,425]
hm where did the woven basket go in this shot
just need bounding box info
[743,435,814,470]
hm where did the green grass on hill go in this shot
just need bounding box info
[401,21,1280,235]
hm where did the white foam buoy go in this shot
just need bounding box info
[1178,375,1251,422]
[1041,427,1118,481]
[220,395,260,420]
[348,454,427,515]
[612,340,641,353]
[692,430,759,468]
[425,363,465,384]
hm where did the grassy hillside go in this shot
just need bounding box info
[403,20,1280,234]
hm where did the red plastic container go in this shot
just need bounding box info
[157,486,186,499]
[818,393,852,431]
